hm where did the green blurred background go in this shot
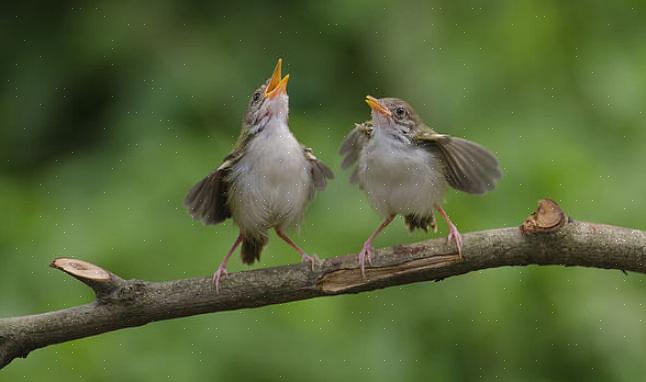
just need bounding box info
[2,0,645,380]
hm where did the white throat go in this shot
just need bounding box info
[267,94,289,122]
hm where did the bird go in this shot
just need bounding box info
[184,59,334,292]
[340,96,501,276]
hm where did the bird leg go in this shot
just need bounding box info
[212,234,242,293]
[435,205,463,258]
[275,228,318,270]
[358,214,396,278]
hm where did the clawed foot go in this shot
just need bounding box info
[447,223,463,258]
[358,242,374,278]
[212,264,228,293]
[301,253,321,271]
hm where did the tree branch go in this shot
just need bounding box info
[1,199,645,369]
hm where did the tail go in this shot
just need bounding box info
[404,214,437,233]
[240,234,268,265]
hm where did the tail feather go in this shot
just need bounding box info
[404,214,436,233]
[240,234,268,265]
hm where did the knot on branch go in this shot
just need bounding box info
[521,198,568,234]
[114,281,147,305]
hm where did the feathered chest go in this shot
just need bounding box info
[357,129,447,216]
[360,131,437,182]
[234,121,308,182]
[228,120,311,229]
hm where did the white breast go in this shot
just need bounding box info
[229,120,311,234]
[357,128,447,217]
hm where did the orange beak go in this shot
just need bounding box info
[265,58,290,99]
[365,95,391,116]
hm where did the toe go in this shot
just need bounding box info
[302,254,320,271]
[358,249,368,278]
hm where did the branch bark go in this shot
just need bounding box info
[1,199,645,369]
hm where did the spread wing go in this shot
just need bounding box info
[303,146,334,199]
[184,132,251,225]
[415,130,501,194]
[339,121,373,183]
[184,159,233,225]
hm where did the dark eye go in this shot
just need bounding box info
[252,92,261,103]
[395,107,406,117]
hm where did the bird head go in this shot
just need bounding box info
[245,59,290,130]
[365,96,422,133]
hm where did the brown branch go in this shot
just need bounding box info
[1,199,645,369]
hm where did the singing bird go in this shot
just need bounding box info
[185,59,334,291]
[340,96,501,276]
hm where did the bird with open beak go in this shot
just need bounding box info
[340,96,501,276]
[185,59,334,291]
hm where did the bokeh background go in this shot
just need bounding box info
[2,0,646,380]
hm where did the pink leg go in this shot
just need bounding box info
[358,214,396,278]
[435,205,463,258]
[212,234,242,293]
[275,228,318,270]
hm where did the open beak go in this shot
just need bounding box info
[265,59,290,99]
[365,95,391,116]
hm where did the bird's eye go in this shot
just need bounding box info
[252,92,261,103]
[395,107,406,117]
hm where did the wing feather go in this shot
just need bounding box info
[417,133,501,194]
[339,122,373,169]
[340,122,373,184]
[303,147,334,199]
[183,132,252,225]
[184,160,233,225]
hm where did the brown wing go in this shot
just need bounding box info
[183,158,234,225]
[303,147,334,199]
[416,132,501,194]
[339,121,373,183]
[339,121,373,168]
[184,132,251,225]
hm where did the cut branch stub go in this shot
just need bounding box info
[50,258,123,299]
[51,258,111,281]
[521,198,567,234]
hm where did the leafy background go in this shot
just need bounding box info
[2,0,645,380]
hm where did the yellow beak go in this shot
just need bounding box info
[365,95,391,116]
[265,58,290,99]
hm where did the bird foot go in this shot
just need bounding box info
[301,253,321,271]
[358,242,374,278]
[447,223,463,259]
[212,264,228,293]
